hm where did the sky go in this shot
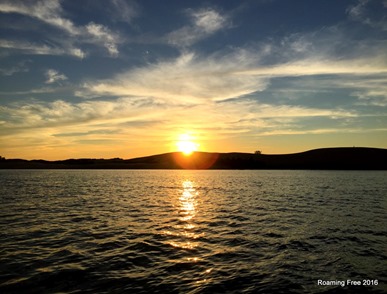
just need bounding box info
[0,0,387,160]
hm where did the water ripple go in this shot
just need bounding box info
[1,170,386,293]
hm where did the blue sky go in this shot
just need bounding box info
[0,0,386,159]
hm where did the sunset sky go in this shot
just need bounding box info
[1,0,387,160]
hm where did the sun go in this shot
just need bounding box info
[176,134,198,155]
[177,141,197,155]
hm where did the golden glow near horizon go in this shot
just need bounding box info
[176,134,199,155]
[1,1,387,160]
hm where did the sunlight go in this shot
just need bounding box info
[164,180,200,250]
[179,180,196,221]
[176,134,198,155]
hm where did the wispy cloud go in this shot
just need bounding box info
[45,69,67,84]
[1,1,386,158]
[192,8,227,33]
[259,127,387,136]
[0,97,164,132]
[0,95,356,163]
[85,22,119,57]
[0,95,355,137]
[351,77,387,106]
[347,0,387,31]
[0,60,30,76]
[0,0,77,34]
[81,50,266,103]
[81,41,387,107]
[166,8,228,47]
[0,0,121,57]
[0,39,86,58]
[240,59,387,77]
[0,88,364,159]
[110,0,139,23]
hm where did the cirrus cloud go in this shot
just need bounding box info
[166,8,228,47]
[45,69,67,84]
[81,49,267,103]
[0,0,121,57]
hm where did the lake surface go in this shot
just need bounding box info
[0,170,386,293]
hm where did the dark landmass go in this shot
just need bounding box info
[1,147,387,170]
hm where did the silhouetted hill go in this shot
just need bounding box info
[1,147,387,170]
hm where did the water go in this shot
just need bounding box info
[0,170,386,293]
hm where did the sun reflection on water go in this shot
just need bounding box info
[165,180,202,250]
[179,180,197,222]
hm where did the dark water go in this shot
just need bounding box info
[0,170,386,293]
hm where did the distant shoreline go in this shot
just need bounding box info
[1,147,387,170]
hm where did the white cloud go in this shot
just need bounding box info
[0,87,58,95]
[86,22,119,57]
[0,39,86,58]
[82,50,266,103]
[0,39,84,58]
[81,41,387,107]
[0,98,152,132]
[45,69,67,84]
[347,0,367,19]
[68,48,86,59]
[167,8,227,47]
[0,72,362,157]
[0,0,120,57]
[192,9,226,33]
[0,96,355,139]
[0,0,77,34]
[239,58,387,77]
